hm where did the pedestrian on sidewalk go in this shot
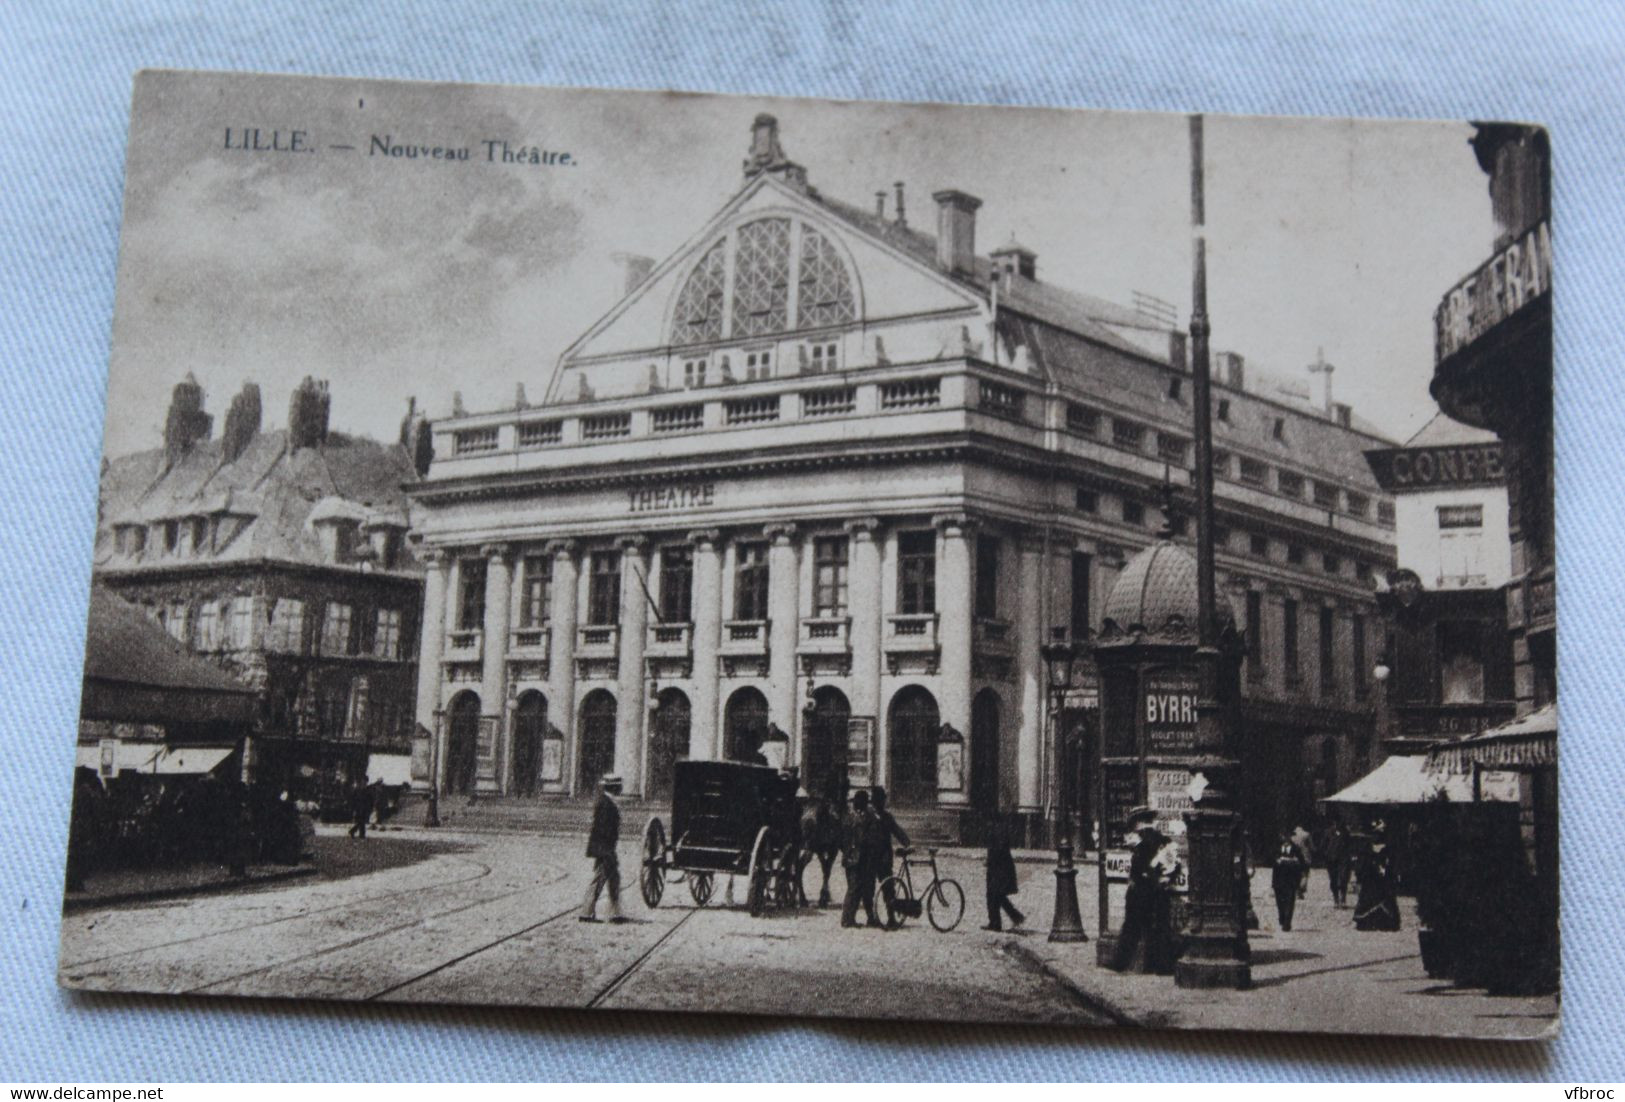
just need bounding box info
[982,817,1024,932]
[839,788,881,928]
[1290,822,1314,900]
[1271,835,1307,931]
[1353,818,1401,931]
[348,779,375,839]
[871,786,910,922]
[580,774,628,924]
[1111,807,1176,973]
[1322,819,1352,907]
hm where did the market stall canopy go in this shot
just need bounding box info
[1427,702,1557,773]
[80,586,257,726]
[75,742,234,775]
[1320,753,1473,805]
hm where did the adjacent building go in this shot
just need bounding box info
[92,375,427,809]
[409,115,1398,843]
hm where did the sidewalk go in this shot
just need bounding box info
[63,860,316,913]
[1002,859,1559,1040]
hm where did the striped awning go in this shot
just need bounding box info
[1426,703,1556,773]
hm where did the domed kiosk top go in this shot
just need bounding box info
[1099,536,1238,645]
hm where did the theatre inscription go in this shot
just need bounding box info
[627,483,717,514]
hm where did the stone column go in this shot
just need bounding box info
[934,513,974,807]
[546,540,579,793]
[846,517,882,783]
[415,549,448,793]
[1015,533,1045,814]
[765,523,801,756]
[688,529,723,760]
[479,543,513,795]
[615,536,650,796]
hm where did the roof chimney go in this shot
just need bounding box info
[1332,402,1353,429]
[162,373,212,463]
[874,190,886,220]
[612,252,655,297]
[1222,351,1246,390]
[288,376,331,451]
[220,382,262,463]
[894,181,907,228]
[1307,347,1335,413]
[932,189,982,276]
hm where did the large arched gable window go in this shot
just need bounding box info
[669,216,856,346]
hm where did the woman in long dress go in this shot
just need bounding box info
[1353,818,1401,931]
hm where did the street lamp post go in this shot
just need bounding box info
[1043,626,1087,943]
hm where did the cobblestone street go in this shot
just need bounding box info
[58,824,1558,1038]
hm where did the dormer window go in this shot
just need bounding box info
[743,349,774,380]
[682,357,708,388]
[188,516,209,554]
[804,340,839,373]
[161,520,180,554]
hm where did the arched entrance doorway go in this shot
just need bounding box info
[888,686,940,805]
[725,687,770,764]
[803,685,851,802]
[971,688,1002,814]
[577,689,617,794]
[647,687,691,802]
[511,690,547,797]
[446,691,480,796]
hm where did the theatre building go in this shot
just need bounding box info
[408,115,1397,841]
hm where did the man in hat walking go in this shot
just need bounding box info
[580,774,628,923]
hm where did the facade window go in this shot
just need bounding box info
[1075,488,1099,514]
[194,601,221,651]
[1353,615,1368,697]
[227,596,254,650]
[1322,553,1341,575]
[1167,376,1184,401]
[164,601,188,643]
[659,545,694,623]
[1312,481,1339,508]
[520,554,552,628]
[1066,403,1100,435]
[979,381,1024,421]
[457,558,487,631]
[162,520,180,554]
[673,239,727,343]
[1213,526,1231,550]
[974,536,1000,620]
[1272,417,1286,441]
[682,357,708,388]
[1283,598,1300,684]
[1355,560,1373,583]
[1245,591,1263,679]
[733,218,792,337]
[1071,551,1092,641]
[581,413,631,440]
[804,340,840,373]
[797,226,857,329]
[1122,499,1145,526]
[1345,491,1370,518]
[1250,533,1270,558]
[1238,457,1268,486]
[1217,398,1231,422]
[517,420,562,448]
[1156,432,1188,463]
[1211,450,1231,478]
[802,387,856,417]
[1277,471,1305,499]
[588,551,621,626]
[188,517,210,555]
[897,531,937,615]
[1377,500,1396,525]
[1438,621,1487,704]
[742,349,774,380]
[813,536,849,617]
[1319,606,1336,694]
[652,404,705,433]
[734,543,770,621]
[267,598,305,653]
[1111,419,1145,450]
[1167,514,1189,537]
[374,608,403,659]
[1286,543,1305,566]
[453,427,499,456]
[320,602,354,656]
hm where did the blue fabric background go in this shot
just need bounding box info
[2,0,1619,1082]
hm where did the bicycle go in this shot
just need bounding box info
[875,845,965,932]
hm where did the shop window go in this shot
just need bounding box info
[1437,621,1487,704]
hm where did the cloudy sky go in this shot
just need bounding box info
[104,70,1496,458]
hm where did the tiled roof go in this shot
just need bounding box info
[83,586,256,696]
[97,430,421,573]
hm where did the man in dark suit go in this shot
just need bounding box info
[839,788,881,928]
[580,774,628,923]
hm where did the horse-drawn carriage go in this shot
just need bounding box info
[639,760,804,916]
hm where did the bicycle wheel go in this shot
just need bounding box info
[876,875,910,929]
[927,878,965,932]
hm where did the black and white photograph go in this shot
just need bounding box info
[57,70,1558,1041]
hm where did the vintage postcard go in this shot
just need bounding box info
[59,70,1556,1039]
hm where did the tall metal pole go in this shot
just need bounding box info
[1175,114,1251,989]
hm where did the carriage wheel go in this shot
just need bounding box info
[877,875,910,930]
[927,878,966,932]
[688,871,714,907]
[640,817,667,908]
[745,826,772,917]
